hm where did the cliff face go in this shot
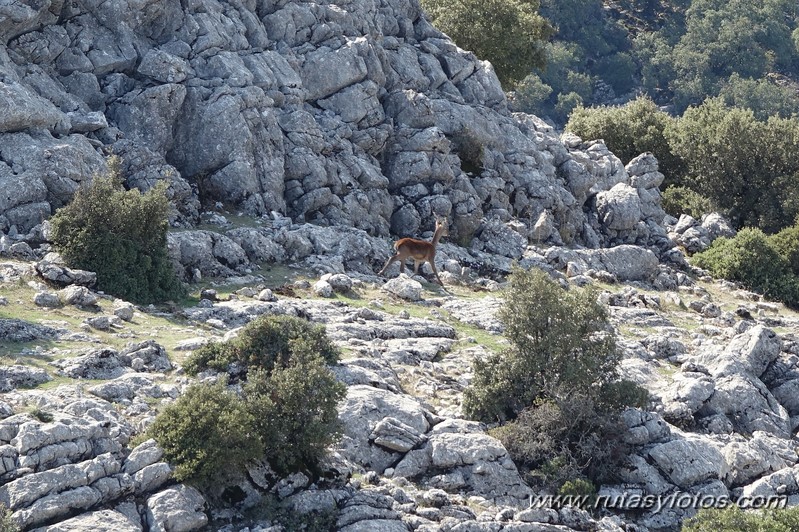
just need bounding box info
[1,0,670,258]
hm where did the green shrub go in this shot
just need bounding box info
[163,314,345,480]
[184,315,339,377]
[0,505,20,532]
[491,394,634,490]
[466,268,647,489]
[667,98,799,232]
[245,363,345,475]
[148,380,263,485]
[769,222,799,277]
[463,268,628,423]
[566,96,685,186]
[692,228,799,306]
[661,185,714,219]
[421,0,553,87]
[683,505,799,532]
[49,170,184,304]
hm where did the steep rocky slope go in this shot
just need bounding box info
[3,231,799,531]
[0,0,672,262]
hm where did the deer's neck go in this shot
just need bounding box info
[431,226,445,247]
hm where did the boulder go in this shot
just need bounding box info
[381,274,423,301]
[145,485,207,532]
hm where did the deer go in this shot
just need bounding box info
[378,217,449,286]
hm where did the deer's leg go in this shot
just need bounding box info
[378,255,399,276]
[399,260,405,273]
[430,261,444,286]
[414,260,423,274]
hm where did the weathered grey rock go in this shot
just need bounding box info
[30,508,142,532]
[596,183,642,231]
[145,484,208,532]
[58,286,98,307]
[0,319,62,342]
[0,365,51,392]
[34,291,61,308]
[337,385,431,474]
[648,438,727,488]
[701,213,736,241]
[113,302,135,322]
[382,274,423,301]
[314,279,334,297]
[722,432,795,487]
[35,260,96,287]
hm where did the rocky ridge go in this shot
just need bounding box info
[0,0,674,268]
[3,225,799,531]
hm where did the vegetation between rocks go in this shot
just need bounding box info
[149,315,345,483]
[463,268,648,490]
[49,164,184,304]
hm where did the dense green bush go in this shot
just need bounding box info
[661,185,713,219]
[464,268,647,490]
[463,268,640,422]
[156,314,345,482]
[683,505,799,532]
[420,0,553,87]
[668,98,799,232]
[184,315,339,377]
[566,96,685,185]
[148,380,263,485]
[491,392,638,490]
[49,171,184,304]
[245,364,345,475]
[692,228,799,307]
[770,223,799,277]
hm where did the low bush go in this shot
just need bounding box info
[661,185,714,219]
[184,315,339,377]
[769,222,799,277]
[148,380,262,485]
[683,505,799,532]
[462,268,623,423]
[491,391,640,490]
[464,267,648,491]
[692,228,799,307]
[49,169,184,304]
[154,314,345,483]
[245,363,345,475]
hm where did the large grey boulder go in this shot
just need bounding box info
[0,366,51,392]
[145,485,208,532]
[29,508,142,532]
[337,385,432,474]
[647,438,728,488]
[596,183,642,231]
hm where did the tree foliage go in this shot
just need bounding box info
[692,227,799,307]
[464,268,647,491]
[463,268,642,422]
[568,97,799,232]
[148,380,263,485]
[668,98,799,232]
[566,96,685,184]
[421,0,553,87]
[683,505,799,532]
[151,315,345,482]
[49,169,183,304]
[184,314,340,378]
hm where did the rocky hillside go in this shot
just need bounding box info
[4,217,799,532]
[0,0,674,261]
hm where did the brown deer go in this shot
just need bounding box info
[379,217,449,285]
